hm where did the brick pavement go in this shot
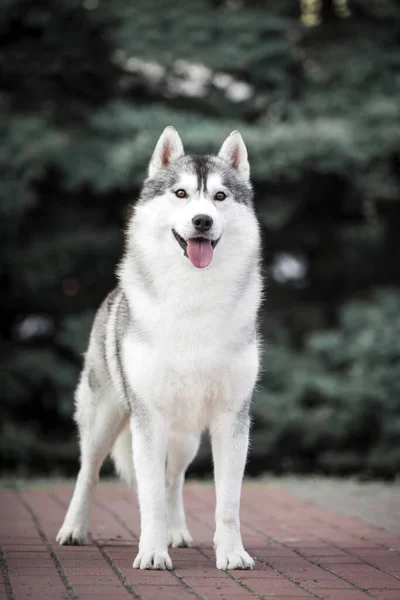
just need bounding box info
[1,481,399,600]
[271,478,400,535]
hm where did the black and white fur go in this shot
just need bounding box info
[57,127,262,571]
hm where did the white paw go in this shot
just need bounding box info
[133,550,172,570]
[168,527,193,548]
[216,548,254,570]
[56,523,88,546]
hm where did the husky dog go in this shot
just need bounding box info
[57,127,262,571]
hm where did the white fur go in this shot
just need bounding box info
[57,128,262,571]
[148,126,184,178]
[218,130,250,182]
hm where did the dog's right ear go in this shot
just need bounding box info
[148,126,184,178]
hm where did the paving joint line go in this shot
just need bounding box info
[0,544,16,600]
[238,504,380,598]
[231,499,380,599]
[290,548,378,599]
[122,494,337,600]
[15,489,79,600]
[260,494,400,583]
[189,488,382,599]
[253,555,323,600]
[265,492,400,556]
[301,506,400,579]
[93,496,206,600]
[194,544,264,600]
[237,496,380,598]
[186,488,378,600]
[90,536,142,600]
[170,570,207,600]
[121,492,261,598]
[183,497,319,600]
[94,497,206,600]
[50,492,142,600]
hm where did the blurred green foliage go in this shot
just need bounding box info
[251,288,400,478]
[1,0,400,478]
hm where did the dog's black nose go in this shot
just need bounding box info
[192,214,213,233]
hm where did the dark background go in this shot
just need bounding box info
[1,0,400,479]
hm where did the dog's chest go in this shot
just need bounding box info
[123,309,241,430]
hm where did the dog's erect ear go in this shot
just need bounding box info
[148,126,184,178]
[218,131,250,182]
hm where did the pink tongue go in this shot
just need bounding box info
[187,238,213,268]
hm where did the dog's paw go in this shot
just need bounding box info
[168,527,193,548]
[56,523,88,546]
[216,549,254,571]
[133,550,172,570]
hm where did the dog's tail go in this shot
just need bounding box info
[110,424,136,486]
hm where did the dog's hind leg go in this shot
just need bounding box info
[57,376,126,545]
[166,433,200,548]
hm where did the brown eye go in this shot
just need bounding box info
[175,189,187,198]
[215,191,226,201]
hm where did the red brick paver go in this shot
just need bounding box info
[1,482,399,599]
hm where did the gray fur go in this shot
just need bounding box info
[232,321,257,353]
[114,290,131,412]
[85,286,149,417]
[89,287,118,378]
[230,246,261,310]
[233,397,252,438]
[139,155,253,206]
[113,289,150,420]
[88,368,100,392]
[139,170,179,204]
[130,238,158,296]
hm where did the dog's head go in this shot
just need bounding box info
[135,126,258,269]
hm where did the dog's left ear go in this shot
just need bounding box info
[218,131,250,183]
[148,126,184,178]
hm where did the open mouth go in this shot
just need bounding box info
[172,230,219,269]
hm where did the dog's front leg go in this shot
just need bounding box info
[131,410,172,570]
[210,407,254,570]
